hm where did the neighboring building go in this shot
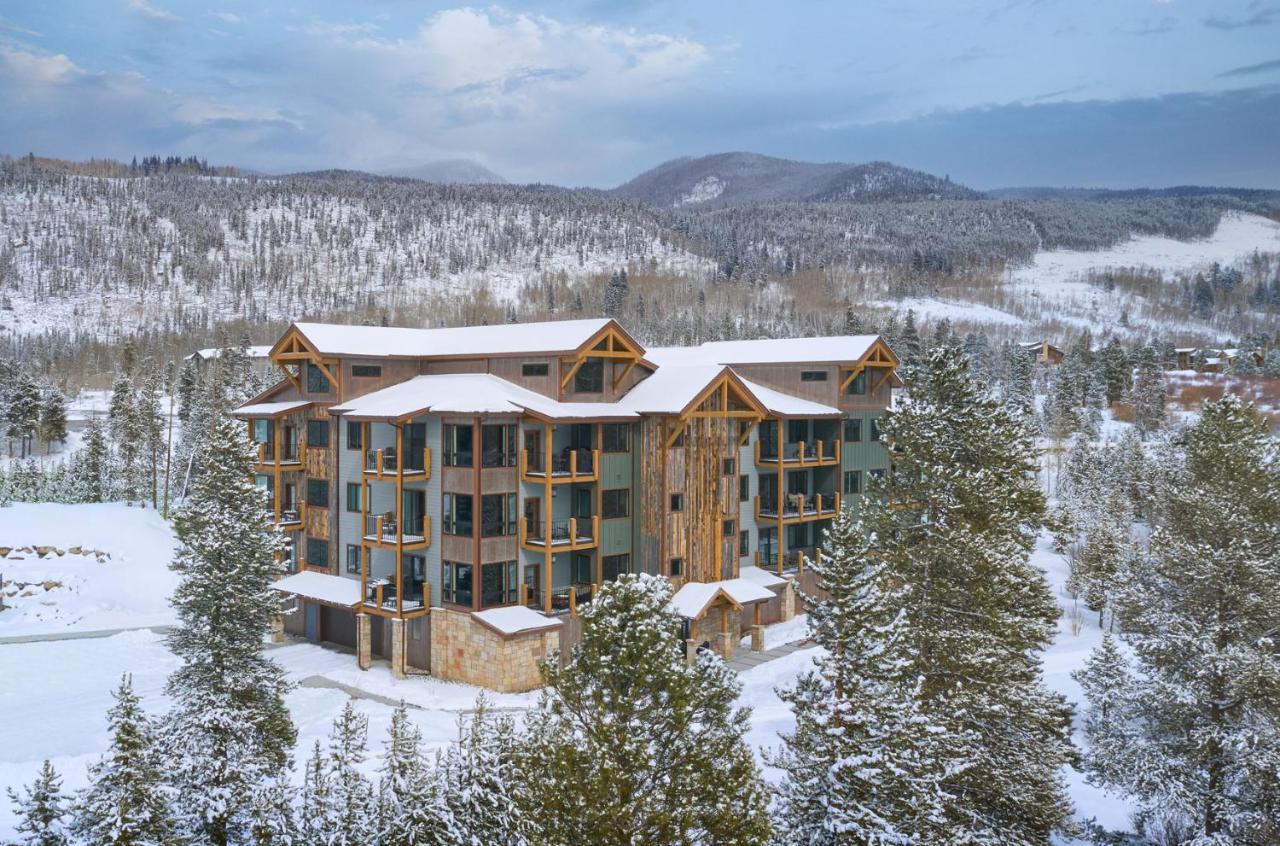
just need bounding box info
[1019,340,1065,365]
[235,318,899,691]
[186,345,275,377]
[1174,347,1198,370]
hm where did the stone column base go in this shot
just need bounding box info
[716,631,734,661]
[356,612,372,671]
[686,638,699,666]
[780,580,796,622]
[270,613,284,645]
[749,624,764,652]
[390,618,406,679]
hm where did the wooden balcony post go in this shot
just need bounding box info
[376,515,384,542]
[423,446,431,478]
[569,517,577,548]
[569,586,577,617]
[376,448,384,477]
[798,440,806,465]
[570,449,578,477]
[521,582,529,607]
[593,515,600,544]
[592,449,600,479]
[520,448,528,477]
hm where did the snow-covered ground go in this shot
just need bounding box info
[0,503,179,635]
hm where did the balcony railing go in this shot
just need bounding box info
[256,439,303,467]
[364,446,430,479]
[523,582,594,615]
[364,578,429,614]
[755,438,841,467]
[363,513,429,547]
[756,547,817,576]
[756,491,841,522]
[521,516,599,550]
[521,448,599,482]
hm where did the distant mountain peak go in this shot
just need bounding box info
[612,152,978,208]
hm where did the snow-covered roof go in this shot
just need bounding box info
[329,373,639,421]
[270,571,362,607]
[670,578,776,620]
[471,605,563,636]
[738,377,840,417]
[290,318,622,359]
[232,400,312,418]
[614,363,732,415]
[188,345,272,361]
[687,334,882,365]
[1175,347,1198,354]
[736,565,789,589]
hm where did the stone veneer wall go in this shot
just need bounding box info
[429,607,559,693]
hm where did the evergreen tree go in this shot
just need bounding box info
[899,309,922,374]
[321,702,376,846]
[109,373,143,501]
[1066,493,1134,628]
[1129,346,1166,437]
[163,413,294,846]
[7,760,70,846]
[772,505,953,844]
[1077,397,1280,844]
[852,347,1074,843]
[6,370,40,458]
[37,388,67,454]
[377,702,455,846]
[71,674,175,846]
[176,360,199,426]
[298,742,332,845]
[1097,338,1130,406]
[77,416,110,503]
[517,574,771,846]
[247,779,298,846]
[136,373,164,507]
[1001,341,1036,419]
[443,697,527,845]
[602,268,629,318]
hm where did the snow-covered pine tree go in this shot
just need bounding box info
[377,702,455,846]
[247,778,298,846]
[899,308,922,374]
[866,346,1074,844]
[440,695,528,846]
[518,573,770,846]
[1078,396,1280,844]
[772,504,954,844]
[76,416,109,503]
[1129,346,1167,437]
[109,373,144,502]
[6,370,40,458]
[298,741,332,845]
[319,702,376,846]
[1097,337,1130,406]
[1065,492,1135,628]
[1001,340,1036,419]
[71,674,175,846]
[7,760,70,846]
[1071,633,1134,793]
[162,412,294,846]
[136,372,164,508]
[37,388,67,454]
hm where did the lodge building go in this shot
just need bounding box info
[235,318,898,691]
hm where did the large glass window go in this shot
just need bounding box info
[305,537,328,568]
[346,420,363,450]
[306,362,331,393]
[602,424,630,453]
[481,424,517,467]
[345,544,360,574]
[870,417,883,442]
[443,561,473,606]
[739,474,749,501]
[846,371,867,395]
[306,479,329,508]
[306,419,329,448]
[345,482,361,513]
[602,553,631,582]
[843,470,863,495]
[843,418,863,442]
[481,561,518,607]
[443,493,473,536]
[481,493,517,537]
[443,424,474,467]
[602,489,630,519]
[574,359,604,393]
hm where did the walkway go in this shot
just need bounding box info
[0,624,172,645]
[725,639,815,673]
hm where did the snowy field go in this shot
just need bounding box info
[0,501,1125,841]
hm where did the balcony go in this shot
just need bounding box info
[756,547,816,575]
[255,439,304,470]
[521,448,599,484]
[755,438,841,468]
[756,491,841,523]
[362,512,430,551]
[277,504,304,529]
[524,582,595,615]
[521,516,599,551]
[364,446,431,480]
[363,577,429,615]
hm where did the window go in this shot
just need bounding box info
[522,362,549,377]
[345,482,361,513]
[351,364,381,378]
[306,362,331,394]
[739,474,749,501]
[723,519,735,537]
[801,370,828,382]
[574,359,604,393]
[443,424,473,467]
[305,537,328,568]
[306,479,329,508]
[346,420,363,450]
[739,530,749,557]
[670,558,684,577]
[669,493,684,512]
[602,553,631,582]
[481,424,517,468]
[481,561,518,607]
[602,424,630,453]
[481,493,517,537]
[602,489,630,519]
[345,544,360,574]
[843,418,863,442]
[870,417,883,441]
[306,419,330,448]
[572,554,593,584]
[843,470,863,495]
[443,493,473,536]
[723,458,736,476]
[846,371,867,395]
[443,561,473,606]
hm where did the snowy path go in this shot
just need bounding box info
[0,624,171,645]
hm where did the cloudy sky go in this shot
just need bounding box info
[1,0,1277,188]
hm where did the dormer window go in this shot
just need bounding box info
[306,362,331,393]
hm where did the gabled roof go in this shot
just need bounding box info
[692,334,882,365]
[188,345,273,361]
[232,400,312,418]
[328,373,639,421]
[738,377,841,417]
[670,578,776,620]
[282,318,635,360]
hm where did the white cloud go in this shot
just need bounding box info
[210,11,241,25]
[0,47,84,85]
[127,0,180,22]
